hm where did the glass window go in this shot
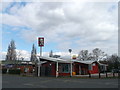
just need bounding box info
[59,64,70,73]
[88,64,92,70]
[92,63,96,66]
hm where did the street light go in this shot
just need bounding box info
[69,49,72,77]
[69,49,72,53]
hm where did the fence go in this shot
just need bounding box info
[74,72,120,78]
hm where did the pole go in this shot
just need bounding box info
[118,71,120,78]
[56,61,58,78]
[40,47,42,57]
[38,47,42,77]
[106,71,108,78]
[71,62,72,77]
[113,72,115,77]
[70,53,72,77]
[38,59,40,77]
[89,72,91,78]
[99,72,101,78]
[68,49,72,77]
[98,65,101,78]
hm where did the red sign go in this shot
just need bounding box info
[38,37,44,47]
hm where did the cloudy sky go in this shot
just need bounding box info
[0,0,118,60]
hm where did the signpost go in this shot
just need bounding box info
[38,37,44,77]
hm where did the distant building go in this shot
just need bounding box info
[2,60,35,74]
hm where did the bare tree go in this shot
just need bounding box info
[107,54,120,71]
[17,50,22,61]
[78,48,107,61]
[30,44,37,62]
[92,48,107,61]
[92,48,101,61]
[5,45,11,61]
[53,55,60,58]
[78,50,89,61]
[87,53,94,60]
[6,40,17,61]
[21,57,24,61]
[49,50,53,57]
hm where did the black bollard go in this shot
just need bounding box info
[106,71,108,78]
[89,73,91,78]
[113,72,115,77]
[99,72,101,78]
[118,71,120,78]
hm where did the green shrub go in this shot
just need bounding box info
[8,69,21,74]
[2,68,7,74]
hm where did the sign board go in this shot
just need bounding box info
[72,55,77,59]
[38,37,44,47]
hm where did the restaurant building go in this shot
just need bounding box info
[36,56,102,77]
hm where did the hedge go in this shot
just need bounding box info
[8,69,21,74]
[2,68,7,74]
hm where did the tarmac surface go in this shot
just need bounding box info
[2,74,119,88]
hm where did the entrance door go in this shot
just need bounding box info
[80,66,84,75]
[45,66,52,76]
[79,65,81,75]
[41,66,45,76]
[75,64,79,75]
[40,66,52,76]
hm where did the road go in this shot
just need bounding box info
[2,74,119,88]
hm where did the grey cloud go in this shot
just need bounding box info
[2,2,118,55]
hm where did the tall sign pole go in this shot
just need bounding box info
[40,47,42,57]
[38,37,44,77]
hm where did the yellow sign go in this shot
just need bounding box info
[72,55,77,59]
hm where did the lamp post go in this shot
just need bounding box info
[69,49,72,77]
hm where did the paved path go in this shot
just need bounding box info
[2,74,119,88]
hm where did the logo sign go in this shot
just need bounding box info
[72,55,76,59]
[38,37,44,47]
[69,49,72,53]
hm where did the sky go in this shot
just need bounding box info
[0,0,118,60]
